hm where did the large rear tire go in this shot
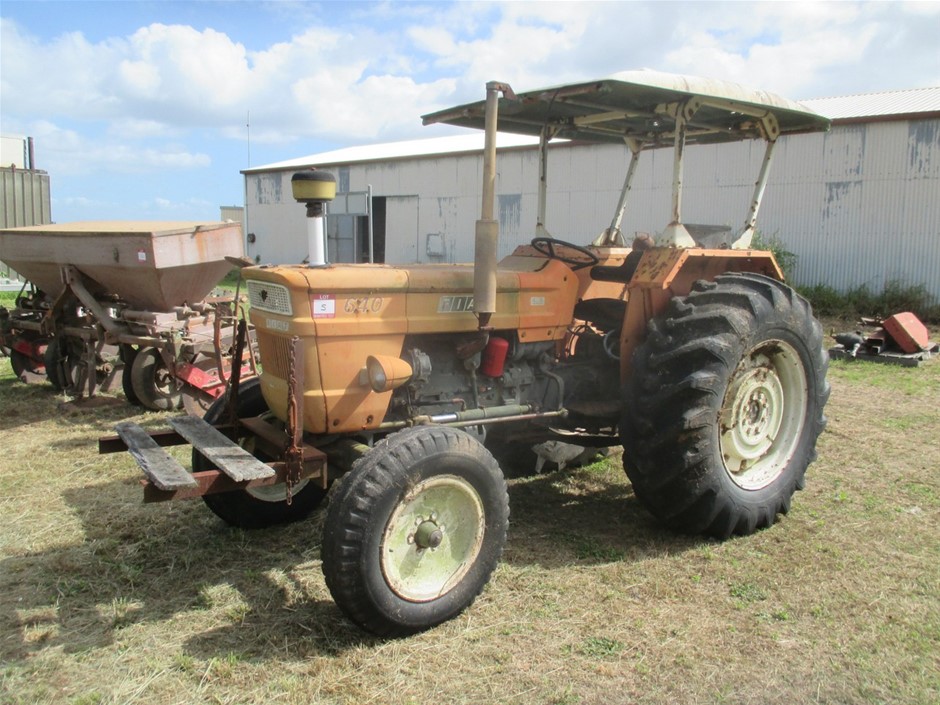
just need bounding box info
[195,377,328,528]
[620,273,829,539]
[322,426,509,636]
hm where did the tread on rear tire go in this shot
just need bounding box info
[620,272,829,539]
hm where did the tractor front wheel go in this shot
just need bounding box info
[321,426,509,636]
[620,273,829,539]
[195,377,328,528]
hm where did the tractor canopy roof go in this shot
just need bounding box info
[422,70,830,147]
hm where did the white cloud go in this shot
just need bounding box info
[108,119,178,140]
[55,195,103,209]
[118,59,162,97]
[149,195,213,212]
[1,1,937,173]
[657,2,881,96]
[24,119,209,176]
[125,24,253,105]
[408,26,455,57]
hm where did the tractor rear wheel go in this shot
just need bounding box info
[620,273,829,539]
[321,426,509,636]
[196,377,328,528]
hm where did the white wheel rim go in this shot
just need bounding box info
[381,475,485,603]
[247,478,309,502]
[238,411,307,502]
[719,340,808,490]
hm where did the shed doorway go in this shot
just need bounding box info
[326,190,387,264]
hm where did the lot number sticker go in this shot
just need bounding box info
[312,294,336,319]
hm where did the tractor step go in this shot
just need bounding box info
[115,422,198,491]
[167,415,275,482]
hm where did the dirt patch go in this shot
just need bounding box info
[57,396,126,413]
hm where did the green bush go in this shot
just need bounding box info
[799,280,940,323]
[751,231,798,281]
[748,233,938,322]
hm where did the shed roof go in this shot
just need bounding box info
[801,86,940,122]
[243,132,539,174]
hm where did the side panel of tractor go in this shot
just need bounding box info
[247,257,580,434]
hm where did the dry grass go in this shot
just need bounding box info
[1,327,938,705]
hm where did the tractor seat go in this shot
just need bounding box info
[590,249,644,283]
[573,297,626,331]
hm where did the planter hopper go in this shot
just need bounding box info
[0,221,243,311]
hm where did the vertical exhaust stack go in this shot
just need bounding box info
[475,81,516,330]
[292,169,337,266]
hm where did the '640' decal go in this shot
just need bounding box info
[438,295,474,313]
[344,297,384,313]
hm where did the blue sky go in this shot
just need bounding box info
[2,0,938,224]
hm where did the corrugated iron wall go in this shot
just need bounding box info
[1,167,52,281]
[1,167,51,228]
[554,120,939,303]
[245,117,940,303]
[759,120,940,303]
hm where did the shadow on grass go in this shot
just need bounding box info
[0,376,137,433]
[0,377,64,431]
[503,466,706,569]
[1,460,704,665]
[0,479,376,666]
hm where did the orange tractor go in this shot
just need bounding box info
[104,71,830,635]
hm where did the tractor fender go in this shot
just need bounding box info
[618,247,784,379]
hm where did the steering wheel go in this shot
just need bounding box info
[530,237,600,271]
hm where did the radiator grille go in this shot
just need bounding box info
[246,280,292,316]
[256,332,292,379]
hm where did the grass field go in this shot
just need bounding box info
[1,326,938,705]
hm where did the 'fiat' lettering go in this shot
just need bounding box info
[438,295,474,313]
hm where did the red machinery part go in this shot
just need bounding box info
[480,336,510,377]
[883,312,929,353]
[12,338,38,357]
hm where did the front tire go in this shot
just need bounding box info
[321,426,509,636]
[195,377,328,528]
[620,273,829,539]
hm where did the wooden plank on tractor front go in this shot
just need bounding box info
[116,422,198,491]
[167,415,275,482]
